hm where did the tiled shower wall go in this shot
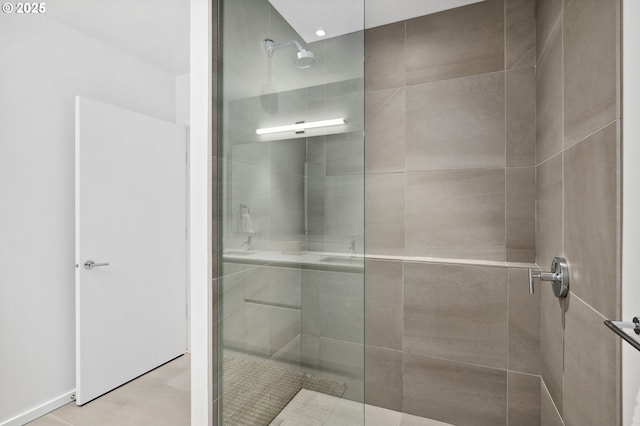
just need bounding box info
[365,0,536,263]
[535,0,621,425]
[363,0,542,424]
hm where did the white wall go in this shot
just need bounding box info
[0,14,175,424]
[176,74,191,126]
[623,2,640,424]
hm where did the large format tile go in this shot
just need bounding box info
[365,259,403,350]
[539,284,565,414]
[365,22,406,91]
[324,175,364,242]
[366,405,402,426]
[406,72,505,171]
[403,262,507,369]
[27,415,72,426]
[47,357,190,426]
[400,414,454,426]
[405,0,504,85]
[564,123,619,319]
[365,346,403,411]
[270,171,305,241]
[365,88,406,174]
[365,173,405,256]
[508,268,540,374]
[506,0,536,70]
[507,372,540,426]
[535,154,563,270]
[536,25,563,163]
[403,354,507,426]
[506,167,535,263]
[319,338,365,402]
[326,132,365,176]
[302,270,364,344]
[506,68,536,167]
[536,0,562,61]
[564,0,619,146]
[541,380,565,426]
[405,169,505,261]
[563,295,620,426]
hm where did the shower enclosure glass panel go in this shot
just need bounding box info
[216,0,365,424]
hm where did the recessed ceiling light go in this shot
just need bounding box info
[315,29,326,37]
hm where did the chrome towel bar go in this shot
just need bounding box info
[604,317,640,351]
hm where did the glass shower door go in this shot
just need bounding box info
[216,0,365,424]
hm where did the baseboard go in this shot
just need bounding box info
[1,391,75,426]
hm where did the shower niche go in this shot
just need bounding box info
[217,0,365,423]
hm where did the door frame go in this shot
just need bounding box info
[622,1,640,424]
[190,0,214,424]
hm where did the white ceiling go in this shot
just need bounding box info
[46,0,190,75]
[44,0,482,76]
[269,0,485,43]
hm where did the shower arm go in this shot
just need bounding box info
[264,39,307,56]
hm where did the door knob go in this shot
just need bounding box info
[528,257,569,298]
[83,260,110,270]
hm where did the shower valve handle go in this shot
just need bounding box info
[528,257,570,298]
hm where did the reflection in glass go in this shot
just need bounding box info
[217,0,364,424]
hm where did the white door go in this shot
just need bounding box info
[75,96,187,405]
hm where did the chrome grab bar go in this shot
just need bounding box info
[83,260,110,270]
[604,317,640,352]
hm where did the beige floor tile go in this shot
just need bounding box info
[27,415,73,426]
[35,355,190,426]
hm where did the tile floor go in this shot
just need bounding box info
[272,389,453,426]
[28,354,190,426]
[27,355,450,426]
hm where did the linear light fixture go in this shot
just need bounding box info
[256,118,345,135]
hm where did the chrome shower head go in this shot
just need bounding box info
[264,39,316,69]
[294,50,315,69]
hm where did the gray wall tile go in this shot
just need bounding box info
[406,169,505,261]
[324,175,364,241]
[507,372,540,426]
[508,268,540,374]
[541,380,565,426]
[365,346,403,411]
[564,122,619,319]
[365,259,403,350]
[365,23,406,91]
[536,26,563,163]
[270,171,305,240]
[319,337,364,402]
[405,0,504,85]
[365,88,406,174]
[506,68,536,167]
[406,72,505,171]
[317,271,365,344]
[535,0,562,61]
[506,0,536,70]
[563,0,619,146]
[536,154,563,270]
[563,295,620,426]
[365,173,405,256]
[403,354,507,426]
[325,132,365,176]
[403,262,507,369]
[506,167,536,263]
[540,285,565,414]
[270,307,300,356]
